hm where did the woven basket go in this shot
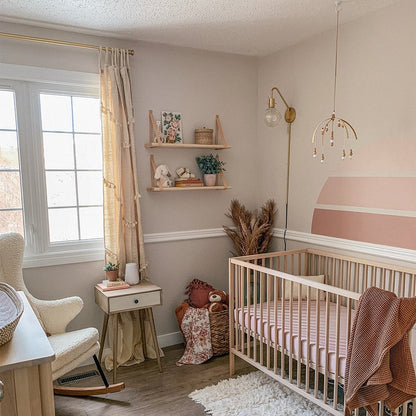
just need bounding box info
[0,283,24,346]
[209,309,229,356]
[195,128,213,145]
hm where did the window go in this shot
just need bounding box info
[40,94,103,242]
[0,90,23,235]
[0,65,103,267]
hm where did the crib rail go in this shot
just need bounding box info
[229,249,416,416]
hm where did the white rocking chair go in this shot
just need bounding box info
[0,232,124,396]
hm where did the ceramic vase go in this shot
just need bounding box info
[125,263,140,285]
[204,174,217,186]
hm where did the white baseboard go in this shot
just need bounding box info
[157,331,183,348]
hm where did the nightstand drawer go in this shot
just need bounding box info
[109,290,161,313]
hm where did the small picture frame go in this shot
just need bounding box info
[161,111,183,144]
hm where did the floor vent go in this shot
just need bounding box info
[58,370,99,385]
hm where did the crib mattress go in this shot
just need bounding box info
[236,299,354,379]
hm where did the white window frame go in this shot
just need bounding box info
[0,63,104,268]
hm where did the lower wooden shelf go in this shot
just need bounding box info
[147,186,231,192]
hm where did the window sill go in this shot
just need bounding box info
[23,247,104,268]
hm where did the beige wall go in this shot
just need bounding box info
[257,0,416,243]
[0,22,259,340]
[2,0,416,343]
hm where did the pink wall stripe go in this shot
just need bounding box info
[311,209,416,250]
[317,177,416,211]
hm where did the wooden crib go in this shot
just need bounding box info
[229,248,416,415]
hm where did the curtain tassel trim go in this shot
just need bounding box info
[104,179,116,189]
[123,219,138,229]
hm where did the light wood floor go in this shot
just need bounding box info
[54,345,253,416]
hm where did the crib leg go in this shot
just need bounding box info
[230,352,235,376]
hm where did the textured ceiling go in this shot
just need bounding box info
[0,0,402,56]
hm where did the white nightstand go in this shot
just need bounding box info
[94,281,162,383]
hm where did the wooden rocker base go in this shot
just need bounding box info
[53,354,125,396]
[54,382,125,396]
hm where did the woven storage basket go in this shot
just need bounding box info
[195,128,213,145]
[0,283,24,346]
[209,309,229,356]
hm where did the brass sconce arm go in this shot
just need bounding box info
[268,87,296,124]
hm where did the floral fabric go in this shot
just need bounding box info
[177,307,213,366]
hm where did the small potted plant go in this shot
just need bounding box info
[196,154,225,186]
[103,262,119,282]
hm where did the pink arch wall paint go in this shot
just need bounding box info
[311,137,416,249]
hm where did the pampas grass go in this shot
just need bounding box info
[223,199,277,256]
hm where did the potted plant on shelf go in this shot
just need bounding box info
[196,154,225,186]
[103,262,119,282]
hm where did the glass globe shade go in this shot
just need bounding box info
[264,107,282,127]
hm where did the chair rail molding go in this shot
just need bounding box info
[273,228,416,265]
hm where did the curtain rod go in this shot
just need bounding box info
[0,32,134,56]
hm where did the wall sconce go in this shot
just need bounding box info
[264,87,296,250]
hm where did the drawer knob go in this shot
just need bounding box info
[134,299,139,304]
[0,380,4,402]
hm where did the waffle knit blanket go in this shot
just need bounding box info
[345,287,416,415]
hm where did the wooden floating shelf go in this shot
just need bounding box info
[147,186,231,192]
[145,143,231,150]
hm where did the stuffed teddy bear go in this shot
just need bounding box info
[203,289,229,313]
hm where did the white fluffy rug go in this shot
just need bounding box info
[189,371,331,416]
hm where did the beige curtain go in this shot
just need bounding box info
[99,48,162,370]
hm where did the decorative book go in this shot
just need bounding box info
[97,282,130,291]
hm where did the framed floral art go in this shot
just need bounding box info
[161,111,183,143]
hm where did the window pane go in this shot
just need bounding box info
[43,132,74,169]
[48,208,78,242]
[75,134,102,169]
[72,97,101,133]
[0,171,22,209]
[79,206,103,239]
[0,210,23,235]
[77,171,102,206]
[40,94,72,132]
[45,171,76,207]
[0,131,19,169]
[0,90,16,130]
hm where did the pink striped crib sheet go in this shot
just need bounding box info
[236,299,354,379]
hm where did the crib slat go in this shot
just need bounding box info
[273,272,278,374]
[229,261,235,376]
[324,295,330,404]
[266,273,271,370]
[240,265,245,354]
[297,282,302,388]
[289,280,293,384]
[363,264,368,293]
[281,279,286,379]
[235,265,241,352]
[253,270,257,363]
[314,290,321,399]
[246,266,251,359]
[306,286,311,393]
[334,295,341,410]
[260,269,264,367]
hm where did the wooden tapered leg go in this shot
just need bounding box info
[139,309,147,357]
[112,313,118,384]
[146,308,162,372]
[98,313,109,363]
